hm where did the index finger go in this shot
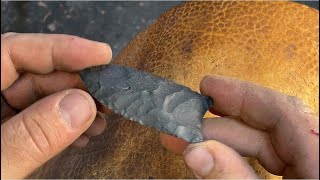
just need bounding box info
[1,33,112,91]
[200,75,318,131]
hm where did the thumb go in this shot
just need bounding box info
[1,89,96,179]
[183,140,258,179]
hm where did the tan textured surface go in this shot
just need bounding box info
[30,1,319,179]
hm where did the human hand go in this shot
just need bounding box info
[162,75,319,179]
[1,33,112,179]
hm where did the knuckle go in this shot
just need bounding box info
[287,95,302,104]
[286,95,315,115]
[29,74,45,98]
[286,95,306,109]
[21,112,56,159]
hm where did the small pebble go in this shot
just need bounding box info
[38,1,47,8]
[47,23,56,32]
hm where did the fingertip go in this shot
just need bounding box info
[183,143,214,178]
[186,140,258,179]
[199,75,213,94]
[58,89,97,129]
[85,114,106,136]
[160,133,189,154]
[200,75,225,95]
[100,42,113,64]
[89,40,112,64]
[82,39,112,66]
[72,134,90,148]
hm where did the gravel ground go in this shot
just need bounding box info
[1,1,319,59]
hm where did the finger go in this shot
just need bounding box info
[202,117,284,175]
[1,95,16,121]
[2,71,85,109]
[200,75,317,130]
[84,114,106,136]
[72,134,90,148]
[184,140,258,179]
[95,100,112,114]
[200,75,319,178]
[1,33,112,91]
[72,114,106,148]
[1,89,96,179]
[1,32,16,38]
[160,133,189,154]
[208,106,226,117]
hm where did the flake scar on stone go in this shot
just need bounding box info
[80,64,213,143]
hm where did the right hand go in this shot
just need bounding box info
[1,33,112,179]
[162,75,319,179]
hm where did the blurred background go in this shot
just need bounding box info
[1,1,319,58]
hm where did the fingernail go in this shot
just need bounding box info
[184,146,214,177]
[59,92,93,128]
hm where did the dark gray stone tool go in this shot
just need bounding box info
[80,64,212,143]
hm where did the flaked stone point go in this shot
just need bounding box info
[80,64,213,143]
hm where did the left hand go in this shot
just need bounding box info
[1,33,112,178]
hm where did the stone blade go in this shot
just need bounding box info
[80,64,212,143]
